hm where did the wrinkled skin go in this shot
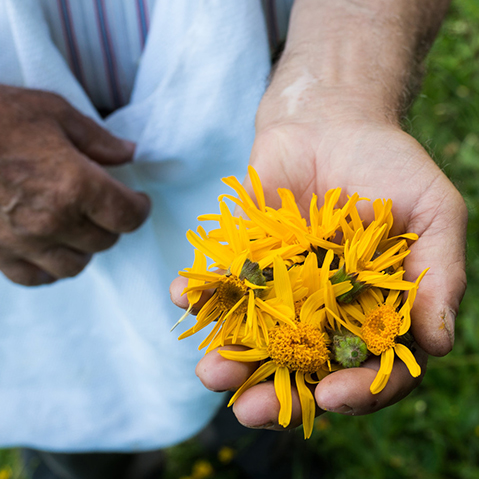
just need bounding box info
[0,85,150,285]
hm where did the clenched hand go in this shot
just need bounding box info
[0,85,150,286]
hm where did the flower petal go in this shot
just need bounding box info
[228,361,278,406]
[275,366,293,428]
[370,348,395,394]
[394,343,421,377]
[219,347,269,362]
[248,166,266,212]
[296,371,316,439]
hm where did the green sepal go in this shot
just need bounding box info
[332,330,369,368]
[330,266,369,304]
[239,259,267,287]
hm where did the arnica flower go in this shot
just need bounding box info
[178,251,297,351]
[219,304,331,440]
[335,269,428,394]
[176,167,428,439]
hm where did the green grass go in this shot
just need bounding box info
[2,1,479,478]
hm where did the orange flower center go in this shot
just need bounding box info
[360,304,402,355]
[267,323,329,373]
[215,275,248,313]
[294,297,308,321]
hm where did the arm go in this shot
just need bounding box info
[173,0,466,429]
[0,85,150,285]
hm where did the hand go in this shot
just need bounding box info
[0,85,151,286]
[170,90,467,430]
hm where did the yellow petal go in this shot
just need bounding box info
[186,230,233,268]
[275,366,293,428]
[245,290,259,343]
[219,200,242,254]
[370,348,394,394]
[228,361,278,406]
[221,176,256,210]
[179,271,223,282]
[186,250,208,305]
[273,256,295,313]
[304,235,343,254]
[370,244,410,272]
[182,280,223,296]
[230,250,249,277]
[199,317,224,350]
[256,297,296,327]
[394,343,421,377]
[248,165,266,212]
[246,207,293,241]
[219,347,269,362]
[277,188,301,218]
[296,371,316,439]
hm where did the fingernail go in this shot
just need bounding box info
[440,308,456,350]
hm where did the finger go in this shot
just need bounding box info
[82,163,151,233]
[51,97,136,165]
[405,186,468,357]
[315,347,427,416]
[30,245,92,279]
[170,276,190,309]
[58,221,119,254]
[196,346,259,392]
[232,379,321,431]
[170,276,214,314]
[0,256,57,286]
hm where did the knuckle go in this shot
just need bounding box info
[94,231,119,252]
[18,212,63,238]
[43,247,91,278]
[121,194,150,232]
[0,262,53,287]
[38,90,70,115]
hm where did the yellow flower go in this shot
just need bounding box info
[217,446,235,464]
[333,269,428,394]
[176,166,430,437]
[191,460,214,479]
[0,468,12,479]
[180,251,311,351]
[220,320,330,439]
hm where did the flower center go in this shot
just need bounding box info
[294,297,307,321]
[215,275,248,312]
[360,304,402,355]
[267,324,330,373]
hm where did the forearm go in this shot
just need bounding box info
[259,0,451,127]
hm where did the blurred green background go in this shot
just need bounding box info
[1,0,478,478]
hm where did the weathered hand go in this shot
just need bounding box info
[0,85,151,286]
[171,105,466,430]
[171,0,464,431]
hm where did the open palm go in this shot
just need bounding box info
[187,117,467,429]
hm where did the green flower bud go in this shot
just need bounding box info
[332,331,369,368]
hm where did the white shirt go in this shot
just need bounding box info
[0,0,288,451]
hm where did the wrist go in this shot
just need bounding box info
[257,0,451,132]
[256,68,404,134]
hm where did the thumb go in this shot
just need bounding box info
[60,107,135,165]
[405,185,468,357]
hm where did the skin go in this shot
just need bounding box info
[170,0,467,430]
[0,85,150,285]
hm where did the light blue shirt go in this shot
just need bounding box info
[0,0,275,451]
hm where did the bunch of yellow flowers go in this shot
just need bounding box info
[176,167,427,439]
